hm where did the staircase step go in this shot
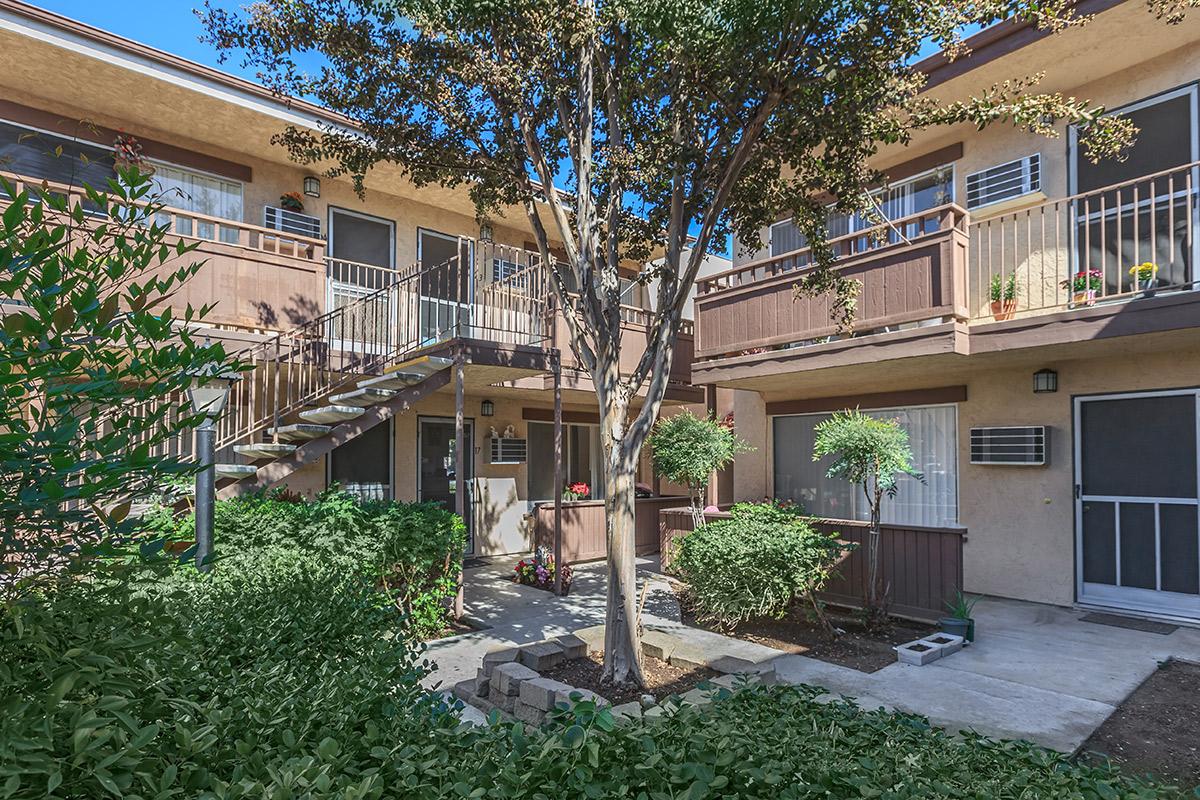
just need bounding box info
[234,442,299,461]
[329,386,395,407]
[358,372,424,391]
[216,463,258,480]
[382,354,454,377]
[268,423,332,442]
[299,404,365,424]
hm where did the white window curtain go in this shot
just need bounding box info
[151,165,243,244]
[772,405,958,528]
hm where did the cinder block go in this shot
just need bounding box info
[919,633,964,656]
[554,686,610,709]
[640,630,681,662]
[494,661,539,695]
[519,677,574,711]
[574,625,606,652]
[667,644,710,672]
[451,679,476,703]
[707,655,756,674]
[518,640,566,671]
[610,701,643,722]
[481,647,521,677]
[554,633,588,660]
[894,639,943,666]
[514,701,546,726]
[489,684,517,713]
[474,669,491,697]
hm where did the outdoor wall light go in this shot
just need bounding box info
[303,175,321,197]
[1033,368,1058,394]
[479,221,494,242]
[481,399,495,416]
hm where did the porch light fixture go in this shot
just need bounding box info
[481,399,495,417]
[1033,368,1058,394]
[303,175,321,197]
[479,221,494,242]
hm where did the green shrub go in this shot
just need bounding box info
[671,502,850,630]
[143,488,466,638]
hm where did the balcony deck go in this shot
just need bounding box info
[693,161,1200,383]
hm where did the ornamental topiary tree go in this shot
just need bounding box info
[649,410,746,527]
[812,409,921,625]
[0,167,236,601]
[199,0,1189,686]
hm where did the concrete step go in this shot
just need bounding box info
[234,442,299,461]
[216,463,258,480]
[358,372,424,391]
[382,354,454,377]
[299,404,364,424]
[329,386,395,407]
[267,423,332,442]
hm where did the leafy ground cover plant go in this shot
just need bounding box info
[142,488,466,638]
[670,502,851,633]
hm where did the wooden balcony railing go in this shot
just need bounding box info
[693,205,970,360]
[966,160,1200,319]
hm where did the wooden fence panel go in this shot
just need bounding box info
[534,496,689,563]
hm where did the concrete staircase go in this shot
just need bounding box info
[214,354,452,498]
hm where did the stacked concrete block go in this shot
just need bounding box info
[518,640,565,671]
[481,647,520,676]
[554,633,588,660]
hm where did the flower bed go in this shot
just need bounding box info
[512,546,572,593]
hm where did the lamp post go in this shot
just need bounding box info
[187,368,237,573]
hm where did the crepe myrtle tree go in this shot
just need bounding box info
[199,0,1190,685]
[812,409,921,626]
[649,410,746,527]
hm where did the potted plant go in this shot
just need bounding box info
[939,589,979,642]
[562,481,590,501]
[512,546,572,593]
[1060,269,1102,307]
[988,273,1019,320]
[1128,261,1158,297]
[280,191,305,212]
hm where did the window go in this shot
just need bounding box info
[493,258,525,285]
[151,164,243,244]
[772,405,958,528]
[0,120,116,189]
[527,421,605,502]
[769,166,954,257]
[966,154,1041,209]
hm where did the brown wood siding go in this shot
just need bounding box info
[694,211,969,361]
[534,496,690,563]
[659,508,965,623]
[555,314,693,385]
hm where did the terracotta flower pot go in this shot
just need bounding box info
[989,299,1018,321]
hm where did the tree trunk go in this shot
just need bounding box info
[600,403,645,688]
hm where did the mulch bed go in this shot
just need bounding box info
[680,600,936,673]
[541,650,719,707]
[1079,659,1200,789]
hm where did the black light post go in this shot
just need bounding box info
[187,368,237,573]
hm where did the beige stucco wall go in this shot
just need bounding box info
[727,344,1200,608]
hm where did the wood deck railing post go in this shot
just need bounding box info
[553,351,564,596]
[453,350,466,620]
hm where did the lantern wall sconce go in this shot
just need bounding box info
[479,222,494,242]
[481,399,495,416]
[1033,368,1058,393]
[303,176,321,197]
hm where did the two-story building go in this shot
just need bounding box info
[0,0,708,557]
[695,0,1200,623]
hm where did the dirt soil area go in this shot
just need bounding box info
[541,650,719,706]
[681,601,936,673]
[1080,659,1200,790]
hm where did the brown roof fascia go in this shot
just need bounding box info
[914,0,1127,90]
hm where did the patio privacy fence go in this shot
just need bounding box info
[532,497,689,563]
[659,507,966,623]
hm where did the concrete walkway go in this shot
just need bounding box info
[426,558,1200,753]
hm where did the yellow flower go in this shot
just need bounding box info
[1128,261,1157,278]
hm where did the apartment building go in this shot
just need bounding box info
[695,0,1200,623]
[0,0,709,556]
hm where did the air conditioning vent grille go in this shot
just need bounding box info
[489,437,527,464]
[264,206,322,238]
[970,426,1048,465]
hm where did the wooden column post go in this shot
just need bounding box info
[453,350,466,619]
[552,351,564,596]
[705,384,719,507]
